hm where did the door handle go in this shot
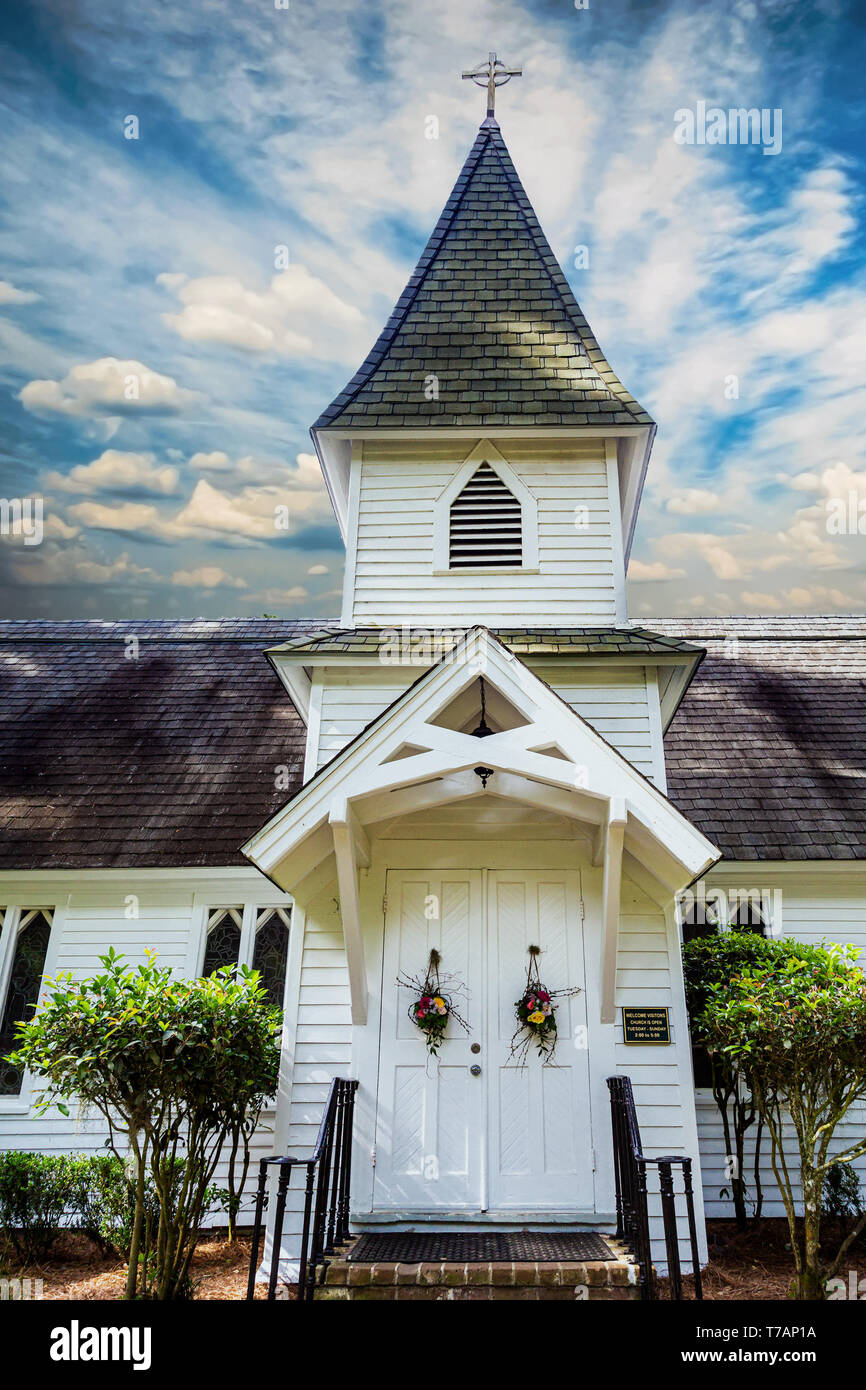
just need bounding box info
[470,1065,482,1077]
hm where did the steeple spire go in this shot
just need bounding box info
[461,51,522,124]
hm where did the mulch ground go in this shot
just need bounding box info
[670,1218,866,1300]
[0,1230,272,1300]
[4,1218,863,1300]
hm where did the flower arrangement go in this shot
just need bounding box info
[397,948,469,1057]
[510,945,581,1066]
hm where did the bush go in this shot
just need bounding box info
[682,932,823,1226]
[0,1151,228,1268]
[9,950,280,1298]
[0,1151,80,1263]
[703,941,866,1298]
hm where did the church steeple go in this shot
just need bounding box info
[312,67,657,622]
[313,117,653,434]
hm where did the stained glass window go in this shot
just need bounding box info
[252,907,291,1010]
[202,907,243,977]
[0,909,53,1096]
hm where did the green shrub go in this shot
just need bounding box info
[9,951,279,1298]
[0,1151,80,1262]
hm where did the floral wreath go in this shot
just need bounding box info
[510,945,581,1066]
[397,949,470,1057]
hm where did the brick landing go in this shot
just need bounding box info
[317,1238,640,1301]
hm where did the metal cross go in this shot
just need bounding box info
[462,52,522,120]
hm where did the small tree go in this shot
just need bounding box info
[8,950,280,1299]
[682,932,821,1227]
[703,942,866,1300]
[683,932,776,1227]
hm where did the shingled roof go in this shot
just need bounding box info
[0,621,317,870]
[313,120,653,431]
[656,618,866,861]
[0,617,864,868]
[270,626,701,659]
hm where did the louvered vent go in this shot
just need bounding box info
[449,463,522,568]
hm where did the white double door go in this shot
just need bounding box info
[373,869,593,1213]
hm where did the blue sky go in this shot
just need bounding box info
[0,0,864,620]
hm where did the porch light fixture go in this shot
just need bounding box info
[474,766,495,788]
[471,676,494,738]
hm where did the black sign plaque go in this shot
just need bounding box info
[622,1006,671,1045]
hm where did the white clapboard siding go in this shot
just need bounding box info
[316,665,661,784]
[615,874,700,1269]
[350,439,622,624]
[0,872,292,1225]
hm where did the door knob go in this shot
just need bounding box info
[470,1065,482,1077]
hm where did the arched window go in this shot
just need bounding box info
[728,897,768,935]
[680,899,723,946]
[449,462,522,568]
[252,907,291,1010]
[202,906,243,976]
[0,908,53,1097]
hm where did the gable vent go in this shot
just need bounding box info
[449,463,523,569]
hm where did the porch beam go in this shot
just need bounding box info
[329,797,368,1025]
[600,797,627,1025]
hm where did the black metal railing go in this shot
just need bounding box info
[607,1074,703,1301]
[246,1077,359,1302]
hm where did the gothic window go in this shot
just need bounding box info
[680,899,723,945]
[0,909,53,1097]
[728,899,768,936]
[252,907,291,1010]
[201,905,291,1013]
[449,462,523,568]
[202,907,243,977]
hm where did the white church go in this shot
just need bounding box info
[2,61,865,1300]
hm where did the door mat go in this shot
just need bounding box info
[347,1231,614,1263]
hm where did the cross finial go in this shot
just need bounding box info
[462,51,522,123]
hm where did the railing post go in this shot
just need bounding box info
[267,1162,292,1302]
[246,1156,271,1301]
[635,1158,654,1301]
[325,1083,345,1254]
[658,1160,682,1301]
[298,1161,315,1302]
[682,1157,703,1301]
[339,1081,357,1244]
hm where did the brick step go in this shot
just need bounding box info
[317,1240,640,1301]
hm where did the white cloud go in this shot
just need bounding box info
[628,559,687,581]
[43,450,180,496]
[8,544,157,588]
[171,565,246,589]
[0,279,40,305]
[307,563,329,575]
[19,357,200,418]
[739,591,782,610]
[188,450,232,472]
[159,265,366,361]
[66,500,162,534]
[666,489,721,516]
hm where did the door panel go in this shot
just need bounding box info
[487,870,593,1209]
[373,867,593,1214]
[373,871,484,1210]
